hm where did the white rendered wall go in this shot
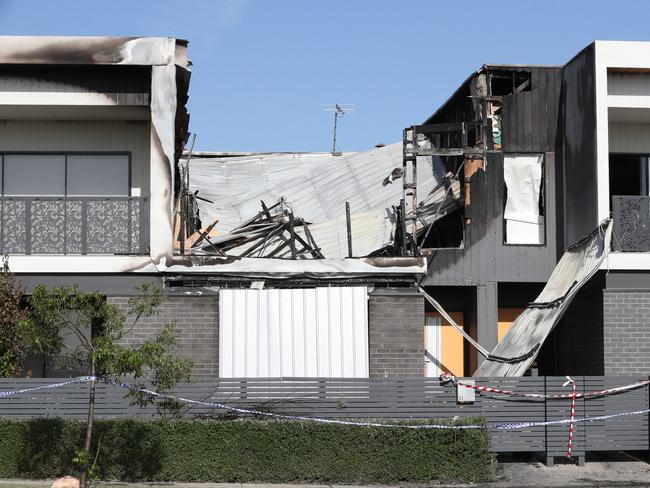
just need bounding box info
[595,42,650,269]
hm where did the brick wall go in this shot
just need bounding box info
[368,288,424,377]
[603,290,650,374]
[108,295,219,379]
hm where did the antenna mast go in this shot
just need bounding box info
[322,104,354,156]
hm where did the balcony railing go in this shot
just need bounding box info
[612,195,650,252]
[0,197,148,255]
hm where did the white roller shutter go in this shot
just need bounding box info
[219,287,369,378]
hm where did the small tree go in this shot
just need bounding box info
[23,284,192,488]
[0,255,28,377]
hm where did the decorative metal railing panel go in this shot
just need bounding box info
[612,195,650,252]
[0,197,148,255]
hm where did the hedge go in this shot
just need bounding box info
[0,418,494,483]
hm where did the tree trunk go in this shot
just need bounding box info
[80,359,96,488]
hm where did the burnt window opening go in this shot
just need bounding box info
[420,207,464,249]
[503,154,545,245]
[489,70,532,96]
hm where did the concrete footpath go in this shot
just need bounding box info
[0,456,649,488]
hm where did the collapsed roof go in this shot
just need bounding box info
[183,142,461,259]
[474,219,613,376]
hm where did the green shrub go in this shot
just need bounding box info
[0,417,494,483]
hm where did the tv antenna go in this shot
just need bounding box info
[322,104,354,156]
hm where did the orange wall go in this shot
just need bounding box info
[427,311,465,377]
[498,308,524,341]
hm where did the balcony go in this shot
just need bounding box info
[612,195,650,252]
[0,196,148,255]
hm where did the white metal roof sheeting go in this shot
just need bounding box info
[186,142,458,258]
[473,220,612,377]
[223,183,460,258]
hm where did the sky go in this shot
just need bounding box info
[1,0,650,153]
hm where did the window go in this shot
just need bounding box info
[0,153,130,197]
[4,155,66,196]
[67,155,129,196]
[609,154,650,198]
[503,154,545,245]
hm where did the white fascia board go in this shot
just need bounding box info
[594,43,610,224]
[8,256,157,274]
[607,95,650,109]
[600,252,650,270]
[594,41,650,69]
[5,255,426,278]
[0,91,118,106]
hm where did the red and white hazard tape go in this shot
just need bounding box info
[1,376,650,437]
[563,376,577,458]
[440,372,650,460]
[440,372,650,400]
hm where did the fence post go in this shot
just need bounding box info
[544,375,553,467]
[577,376,585,467]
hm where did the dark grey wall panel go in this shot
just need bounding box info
[542,273,605,375]
[562,45,598,246]
[606,270,650,289]
[16,273,162,295]
[423,66,561,286]
[502,68,562,153]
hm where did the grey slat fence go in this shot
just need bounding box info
[0,376,647,461]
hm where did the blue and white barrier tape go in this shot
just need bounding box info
[0,376,95,398]
[492,408,650,430]
[116,381,650,431]
[117,381,481,429]
[1,376,649,432]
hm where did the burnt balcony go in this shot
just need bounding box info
[612,195,650,252]
[0,196,148,255]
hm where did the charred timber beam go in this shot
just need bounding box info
[413,147,485,157]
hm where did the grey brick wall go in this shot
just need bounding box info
[368,288,424,377]
[603,290,650,374]
[108,295,219,379]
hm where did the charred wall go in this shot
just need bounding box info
[562,44,597,246]
[423,150,558,285]
[0,65,151,104]
[500,67,562,153]
[422,66,562,286]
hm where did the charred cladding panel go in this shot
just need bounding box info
[0,65,151,105]
[562,45,597,246]
[423,151,557,286]
[501,67,563,153]
[420,66,561,286]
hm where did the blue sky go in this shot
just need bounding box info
[0,0,649,152]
